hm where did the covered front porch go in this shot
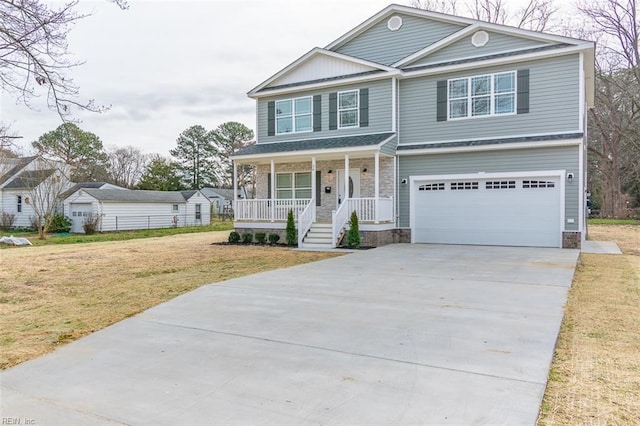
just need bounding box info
[231,136,397,248]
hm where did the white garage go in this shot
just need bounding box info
[411,172,563,248]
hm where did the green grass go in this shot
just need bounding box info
[2,220,233,247]
[588,218,639,225]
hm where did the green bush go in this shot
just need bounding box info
[228,231,240,243]
[285,210,297,246]
[241,232,253,244]
[268,233,280,245]
[255,232,266,244]
[347,210,361,248]
[49,213,72,233]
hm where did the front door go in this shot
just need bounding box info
[336,168,360,205]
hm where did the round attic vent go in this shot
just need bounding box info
[471,30,490,47]
[387,15,403,31]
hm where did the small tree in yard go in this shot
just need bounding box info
[26,159,72,239]
[347,210,361,248]
[285,210,297,246]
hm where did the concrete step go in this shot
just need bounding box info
[304,236,332,244]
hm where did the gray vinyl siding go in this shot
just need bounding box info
[407,32,554,67]
[399,54,580,144]
[380,137,398,156]
[257,79,392,143]
[334,14,465,66]
[397,145,580,230]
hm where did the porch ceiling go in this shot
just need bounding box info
[232,133,395,164]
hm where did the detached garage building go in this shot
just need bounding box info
[64,189,211,233]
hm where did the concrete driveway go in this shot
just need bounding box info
[1,244,578,425]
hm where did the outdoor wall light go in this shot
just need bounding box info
[327,169,333,174]
[363,168,368,173]
[401,179,407,184]
[567,173,574,183]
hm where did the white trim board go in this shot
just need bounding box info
[396,138,582,156]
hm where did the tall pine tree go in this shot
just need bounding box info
[169,125,218,189]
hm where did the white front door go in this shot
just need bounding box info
[336,168,360,205]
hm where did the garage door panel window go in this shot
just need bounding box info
[486,180,516,189]
[523,180,555,188]
[450,181,479,190]
[418,183,445,191]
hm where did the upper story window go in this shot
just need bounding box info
[448,71,516,120]
[276,96,312,134]
[338,90,359,128]
[17,195,22,213]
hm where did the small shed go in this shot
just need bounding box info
[63,189,211,233]
[200,188,237,214]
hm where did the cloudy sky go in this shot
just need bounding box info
[3,0,573,156]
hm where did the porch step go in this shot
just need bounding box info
[301,223,335,249]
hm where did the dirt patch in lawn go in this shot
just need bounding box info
[538,224,640,425]
[0,231,341,369]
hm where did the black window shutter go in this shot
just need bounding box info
[329,92,337,130]
[359,88,369,127]
[267,101,275,136]
[267,173,271,199]
[315,171,321,206]
[313,95,322,132]
[436,80,447,122]
[517,69,530,114]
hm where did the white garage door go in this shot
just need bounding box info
[70,203,93,233]
[413,175,562,247]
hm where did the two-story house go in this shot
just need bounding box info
[231,4,594,249]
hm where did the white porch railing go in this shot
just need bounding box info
[297,202,315,247]
[345,197,394,222]
[332,200,350,247]
[234,199,311,221]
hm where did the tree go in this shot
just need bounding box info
[212,121,255,189]
[285,210,297,246]
[579,0,640,215]
[32,123,109,182]
[24,158,72,239]
[137,155,184,191]
[170,125,218,189]
[107,145,148,188]
[411,0,557,30]
[1,0,127,120]
[347,210,361,248]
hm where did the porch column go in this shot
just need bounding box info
[344,155,350,201]
[374,151,380,224]
[311,157,316,221]
[233,161,238,211]
[270,160,275,222]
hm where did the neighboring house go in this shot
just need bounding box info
[0,156,72,228]
[63,189,211,233]
[200,187,236,214]
[231,4,594,249]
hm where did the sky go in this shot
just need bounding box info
[2,0,395,155]
[2,0,574,156]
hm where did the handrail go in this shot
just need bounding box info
[331,200,350,247]
[297,201,315,247]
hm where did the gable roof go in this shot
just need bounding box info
[200,188,235,199]
[0,156,38,186]
[248,48,399,97]
[3,169,56,189]
[76,189,205,203]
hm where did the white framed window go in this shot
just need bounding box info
[195,204,202,220]
[276,96,312,134]
[338,90,359,128]
[172,204,179,212]
[276,172,312,199]
[448,71,516,120]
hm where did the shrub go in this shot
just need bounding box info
[347,210,361,248]
[0,212,16,231]
[241,232,253,244]
[228,231,240,243]
[268,233,280,245]
[285,209,297,246]
[83,214,101,235]
[49,213,72,233]
[255,232,266,244]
